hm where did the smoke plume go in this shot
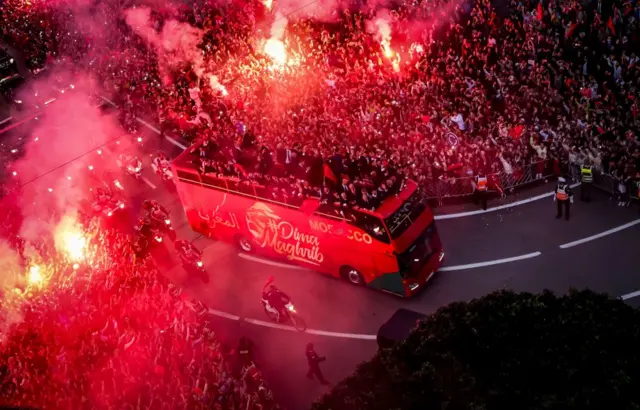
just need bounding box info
[124,6,206,82]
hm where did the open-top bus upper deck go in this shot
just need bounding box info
[171,139,431,253]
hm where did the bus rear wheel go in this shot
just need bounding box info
[236,235,253,253]
[340,266,364,286]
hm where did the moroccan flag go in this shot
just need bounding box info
[537,2,543,20]
[323,163,337,183]
[509,125,525,140]
[607,17,616,35]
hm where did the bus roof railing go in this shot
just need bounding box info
[172,141,418,219]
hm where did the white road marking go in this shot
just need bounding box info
[243,318,377,340]
[559,219,640,249]
[243,318,297,331]
[135,116,187,150]
[141,176,157,189]
[0,116,12,126]
[207,308,240,321]
[135,117,161,134]
[99,95,117,108]
[237,253,305,270]
[435,183,581,220]
[164,134,188,150]
[438,251,542,272]
[620,290,640,301]
[306,329,377,340]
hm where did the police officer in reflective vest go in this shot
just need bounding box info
[474,173,489,210]
[554,177,573,220]
[580,162,593,202]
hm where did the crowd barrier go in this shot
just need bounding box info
[569,164,640,202]
[423,160,557,206]
[423,160,639,207]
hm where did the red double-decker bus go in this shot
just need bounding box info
[171,143,444,297]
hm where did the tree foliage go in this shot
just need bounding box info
[312,290,640,410]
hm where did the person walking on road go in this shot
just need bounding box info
[580,161,593,202]
[554,177,573,220]
[306,343,329,385]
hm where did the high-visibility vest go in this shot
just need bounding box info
[477,176,488,191]
[556,184,569,200]
[581,166,593,183]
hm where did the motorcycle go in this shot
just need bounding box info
[261,296,307,331]
[134,222,164,245]
[117,154,143,179]
[149,208,177,241]
[91,197,126,218]
[177,247,206,278]
[151,158,174,181]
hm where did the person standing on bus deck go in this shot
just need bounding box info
[306,343,329,385]
[554,177,574,220]
[473,173,489,210]
[580,161,593,202]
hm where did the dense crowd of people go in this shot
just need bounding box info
[0,195,278,409]
[0,0,639,405]
[2,0,639,202]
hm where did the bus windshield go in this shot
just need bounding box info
[396,222,440,278]
[384,189,428,239]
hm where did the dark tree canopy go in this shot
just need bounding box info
[313,290,640,410]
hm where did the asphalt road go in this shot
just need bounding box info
[110,114,640,409]
[2,92,639,410]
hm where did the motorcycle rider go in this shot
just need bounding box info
[93,187,113,210]
[142,199,168,221]
[135,216,154,238]
[119,153,142,176]
[262,276,290,321]
[152,151,171,177]
[174,239,201,266]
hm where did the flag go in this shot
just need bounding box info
[607,17,616,35]
[509,125,525,140]
[566,23,577,38]
[537,2,543,20]
[323,163,337,183]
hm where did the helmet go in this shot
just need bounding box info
[142,200,153,211]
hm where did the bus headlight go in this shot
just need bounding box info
[409,283,420,291]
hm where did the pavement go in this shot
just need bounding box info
[2,82,640,410]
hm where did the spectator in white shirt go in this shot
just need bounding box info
[450,112,466,131]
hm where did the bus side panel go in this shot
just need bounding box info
[177,181,253,244]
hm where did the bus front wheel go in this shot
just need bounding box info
[340,266,364,286]
[236,235,253,253]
